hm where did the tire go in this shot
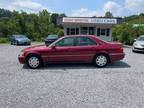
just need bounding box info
[27,43,31,46]
[132,50,135,53]
[15,41,19,46]
[132,47,136,53]
[94,54,109,68]
[26,55,43,69]
[11,42,13,45]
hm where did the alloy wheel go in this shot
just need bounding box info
[95,55,108,67]
[28,56,40,69]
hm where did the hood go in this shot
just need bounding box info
[135,41,144,45]
[23,44,48,52]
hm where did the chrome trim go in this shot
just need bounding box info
[109,53,124,56]
[42,54,94,58]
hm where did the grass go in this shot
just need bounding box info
[0,38,9,44]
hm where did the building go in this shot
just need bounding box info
[62,17,121,41]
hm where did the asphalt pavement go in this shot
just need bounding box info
[0,43,144,108]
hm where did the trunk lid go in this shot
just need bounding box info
[107,42,123,48]
[106,42,124,53]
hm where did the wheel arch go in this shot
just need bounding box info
[25,52,43,64]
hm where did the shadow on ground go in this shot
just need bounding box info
[23,61,131,70]
[133,51,144,54]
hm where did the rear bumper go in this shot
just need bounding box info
[109,53,125,62]
[18,55,25,64]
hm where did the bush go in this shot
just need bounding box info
[0,38,8,43]
[113,22,144,45]
[58,29,64,36]
[34,38,43,42]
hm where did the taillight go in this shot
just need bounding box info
[118,47,123,53]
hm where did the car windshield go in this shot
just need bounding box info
[137,36,144,41]
[15,35,27,39]
[47,35,58,39]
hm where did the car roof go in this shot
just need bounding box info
[62,35,101,41]
[64,34,97,38]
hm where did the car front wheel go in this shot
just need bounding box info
[27,55,42,69]
[15,40,19,45]
[94,54,108,67]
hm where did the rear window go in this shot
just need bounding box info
[76,37,96,46]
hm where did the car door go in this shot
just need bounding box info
[46,37,76,62]
[67,36,97,63]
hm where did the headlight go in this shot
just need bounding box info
[133,42,143,48]
[19,51,24,56]
[133,42,138,46]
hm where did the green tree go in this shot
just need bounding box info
[105,11,113,18]
[0,8,12,18]
[112,23,144,45]
[0,8,65,42]
[51,13,59,25]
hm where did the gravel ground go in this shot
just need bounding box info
[0,43,144,108]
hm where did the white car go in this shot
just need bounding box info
[132,35,144,52]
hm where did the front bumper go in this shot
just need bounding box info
[133,47,144,52]
[18,41,31,45]
[18,55,25,64]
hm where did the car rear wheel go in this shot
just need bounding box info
[94,54,108,67]
[27,55,42,69]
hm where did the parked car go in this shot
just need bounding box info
[132,35,144,52]
[44,35,59,45]
[18,35,125,69]
[10,35,31,45]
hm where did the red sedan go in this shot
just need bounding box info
[18,35,125,69]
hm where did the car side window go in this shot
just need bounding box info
[56,37,75,47]
[76,37,96,46]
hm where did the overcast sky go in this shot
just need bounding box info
[0,0,144,17]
